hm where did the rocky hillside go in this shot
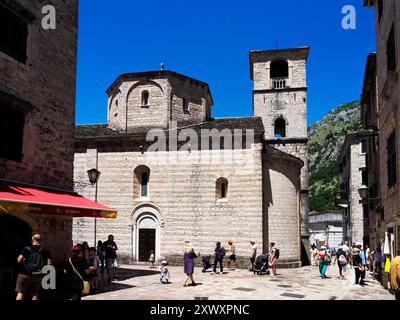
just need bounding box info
[308,101,361,212]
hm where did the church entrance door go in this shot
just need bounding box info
[138,229,155,262]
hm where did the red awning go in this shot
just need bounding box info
[0,179,117,218]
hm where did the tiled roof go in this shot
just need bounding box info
[249,46,310,54]
[75,117,265,139]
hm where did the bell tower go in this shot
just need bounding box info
[250,46,309,140]
[250,46,310,265]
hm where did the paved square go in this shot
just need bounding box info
[83,264,395,300]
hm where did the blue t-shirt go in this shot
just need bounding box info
[359,250,367,266]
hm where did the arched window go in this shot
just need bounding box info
[134,165,150,199]
[141,90,149,106]
[141,172,148,197]
[270,60,289,78]
[216,178,228,200]
[274,117,286,138]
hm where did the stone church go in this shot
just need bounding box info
[73,46,310,267]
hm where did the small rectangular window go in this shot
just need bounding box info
[361,140,368,154]
[0,103,25,161]
[183,98,189,114]
[387,130,397,188]
[387,24,396,73]
[361,169,368,186]
[0,5,28,63]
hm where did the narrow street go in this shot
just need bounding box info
[83,264,395,300]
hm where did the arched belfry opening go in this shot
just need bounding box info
[270,60,289,78]
[274,117,287,138]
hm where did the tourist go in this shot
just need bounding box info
[318,246,330,279]
[372,246,383,280]
[103,235,118,283]
[15,234,52,301]
[390,255,400,300]
[183,244,197,287]
[310,244,319,266]
[365,244,371,271]
[148,250,155,268]
[352,247,364,286]
[97,240,106,275]
[268,242,279,276]
[64,245,92,301]
[88,247,100,294]
[342,240,352,267]
[212,242,225,274]
[227,240,239,269]
[81,241,90,263]
[249,241,257,271]
[159,260,171,284]
[356,243,367,285]
[333,246,347,279]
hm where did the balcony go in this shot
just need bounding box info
[271,77,289,89]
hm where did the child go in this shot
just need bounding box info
[159,260,170,283]
[148,250,155,268]
[88,247,100,293]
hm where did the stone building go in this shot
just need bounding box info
[363,0,400,260]
[339,132,369,245]
[73,47,311,267]
[360,53,382,251]
[0,0,115,298]
[309,211,344,250]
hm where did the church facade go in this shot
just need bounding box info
[73,47,310,267]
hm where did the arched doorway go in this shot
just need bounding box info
[137,216,156,262]
[0,214,32,299]
[131,204,161,262]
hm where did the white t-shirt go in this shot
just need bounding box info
[251,244,257,257]
[365,248,371,260]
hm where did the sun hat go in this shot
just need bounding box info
[161,260,167,264]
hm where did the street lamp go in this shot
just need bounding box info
[87,168,101,247]
[87,168,101,185]
[358,184,368,200]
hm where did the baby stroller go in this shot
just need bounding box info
[202,255,213,273]
[253,254,270,275]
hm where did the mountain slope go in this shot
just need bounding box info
[308,101,361,212]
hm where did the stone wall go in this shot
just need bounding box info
[107,73,212,132]
[252,58,307,91]
[375,0,400,255]
[0,0,78,189]
[254,91,307,139]
[263,151,302,267]
[73,145,266,263]
[169,76,210,127]
[0,0,78,259]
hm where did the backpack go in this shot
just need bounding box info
[339,254,347,266]
[324,254,331,265]
[273,248,280,259]
[25,246,45,275]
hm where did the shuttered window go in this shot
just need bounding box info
[387,130,397,188]
[0,5,28,63]
[0,103,25,161]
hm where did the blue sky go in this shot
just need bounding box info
[75,0,376,126]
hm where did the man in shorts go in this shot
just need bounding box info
[15,234,52,300]
[103,234,118,283]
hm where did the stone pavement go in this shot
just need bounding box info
[83,264,395,300]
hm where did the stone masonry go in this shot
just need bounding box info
[73,47,310,268]
[0,0,78,261]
